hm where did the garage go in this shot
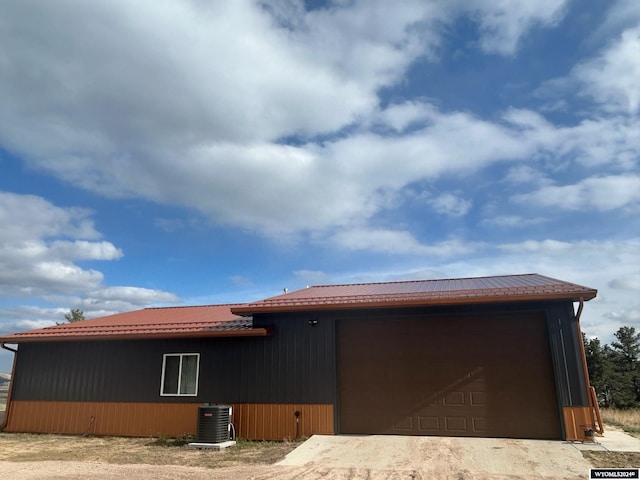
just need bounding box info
[3,273,598,441]
[338,311,562,439]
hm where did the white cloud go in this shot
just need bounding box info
[0,0,435,159]
[86,287,178,305]
[597,0,640,38]
[609,274,640,291]
[0,1,591,241]
[0,192,179,337]
[21,103,539,239]
[50,241,123,261]
[331,229,483,257]
[0,192,115,295]
[1,98,633,243]
[503,109,639,170]
[482,215,547,228]
[16,319,56,330]
[373,101,436,132]
[573,25,640,114]
[429,193,472,217]
[465,0,569,55]
[540,15,640,117]
[0,192,99,241]
[500,239,576,254]
[0,286,179,337]
[502,165,549,185]
[513,175,640,211]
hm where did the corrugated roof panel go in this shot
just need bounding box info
[232,273,597,314]
[0,304,266,343]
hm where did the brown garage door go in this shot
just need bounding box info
[338,312,561,439]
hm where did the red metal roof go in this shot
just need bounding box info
[0,274,597,343]
[0,304,269,343]
[231,273,597,315]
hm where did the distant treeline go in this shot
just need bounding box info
[584,326,640,408]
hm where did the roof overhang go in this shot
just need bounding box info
[0,327,272,344]
[231,290,597,315]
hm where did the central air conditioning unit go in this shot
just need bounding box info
[194,404,234,444]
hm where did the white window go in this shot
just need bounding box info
[160,353,200,396]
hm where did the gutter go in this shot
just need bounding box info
[0,343,17,431]
[574,298,604,435]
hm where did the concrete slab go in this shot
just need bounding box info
[187,440,236,450]
[278,435,593,479]
[591,426,639,452]
[568,425,639,453]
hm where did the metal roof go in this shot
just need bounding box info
[0,304,269,343]
[0,274,597,343]
[231,273,597,315]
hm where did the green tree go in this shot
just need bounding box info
[608,326,640,408]
[583,334,609,404]
[64,309,85,323]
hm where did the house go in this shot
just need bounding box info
[0,273,600,441]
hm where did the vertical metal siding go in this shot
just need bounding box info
[562,406,593,441]
[238,312,337,404]
[11,313,337,406]
[230,403,334,440]
[5,400,200,437]
[5,401,334,440]
[545,302,589,408]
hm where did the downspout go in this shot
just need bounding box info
[1,343,17,431]
[574,299,604,435]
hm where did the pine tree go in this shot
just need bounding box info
[608,326,640,408]
[583,334,609,405]
[583,326,640,408]
[64,309,85,323]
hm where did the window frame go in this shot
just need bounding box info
[160,352,200,397]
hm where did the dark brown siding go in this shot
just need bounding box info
[337,311,562,439]
[11,314,337,405]
[545,302,589,408]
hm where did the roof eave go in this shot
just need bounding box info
[231,291,597,315]
[0,327,272,344]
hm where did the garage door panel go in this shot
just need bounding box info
[418,416,441,432]
[338,312,561,439]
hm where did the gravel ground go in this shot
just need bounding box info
[0,432,600,480]
[0,415,636,480]
[0,460,593,480]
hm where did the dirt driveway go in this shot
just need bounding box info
[0,432,604,480]
[276,435,595,479]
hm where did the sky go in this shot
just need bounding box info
[0,0,639,373]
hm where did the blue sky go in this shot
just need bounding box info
[0,0,639,372]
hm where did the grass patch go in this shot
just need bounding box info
[0,432,302,468]
[147,433,194,447]
[600,408,640,437]
[580,409,640,468]
[583,451,640,469]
